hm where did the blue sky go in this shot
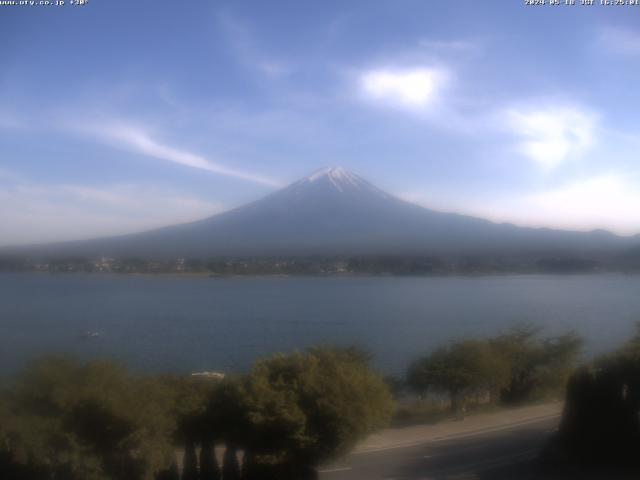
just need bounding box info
[1,0,640,245]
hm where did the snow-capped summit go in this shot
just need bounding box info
[285,166,389,199]
[306,166,363,189]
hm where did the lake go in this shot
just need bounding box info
[1,273,639,377]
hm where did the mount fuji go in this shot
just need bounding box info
[13,167,637,258]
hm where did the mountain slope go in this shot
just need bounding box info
[10,167,638,259]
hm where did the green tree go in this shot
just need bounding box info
[0,356,176,480]
[157,374,220,443]
[199,438,220,480]
[491,325,582,404]
[204,378,249,446]
[230,346,393,477]
[155,372,223,479]
[407,339,509,413]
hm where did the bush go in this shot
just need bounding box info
[213,346,393,476]
[0,356,176,480]
[407,326,583,412]
[407,339,510,413]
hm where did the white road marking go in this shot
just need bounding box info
[318,467,352,473]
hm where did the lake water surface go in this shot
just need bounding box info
[1,273,639,376]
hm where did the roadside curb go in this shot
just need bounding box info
[354,404,563,455]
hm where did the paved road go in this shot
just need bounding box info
[320,413,560,480]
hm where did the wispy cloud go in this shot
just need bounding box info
[360,67,448,110]
[84,123,283,187]
[217,12,290,78]
[0,180,224,246]
[597,26,640,56]
[505,105,597,170]
[418,39,480,53]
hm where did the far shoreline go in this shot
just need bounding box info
[2,270,640,279]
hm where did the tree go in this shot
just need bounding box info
[157,374,221,443]
[199,438,220,480]
[0,356,176,480]
[233,346,393,477]
[182,439,198,480]
[407,339,509,413]
[156,373,223,480]
[155,463,180,480]
[491,325,582,404]
[408,327,583,410]
[222,444,241,480]
[544,327,640,471]
[1,347,392,480]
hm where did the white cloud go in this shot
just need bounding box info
[598,26,640,56]
[0,181,224,246]
[506,106,597,170]
[361,67,447,110]
[85,123,283,187]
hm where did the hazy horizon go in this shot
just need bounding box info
[2,1,640,246]
[2,165,640,249]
